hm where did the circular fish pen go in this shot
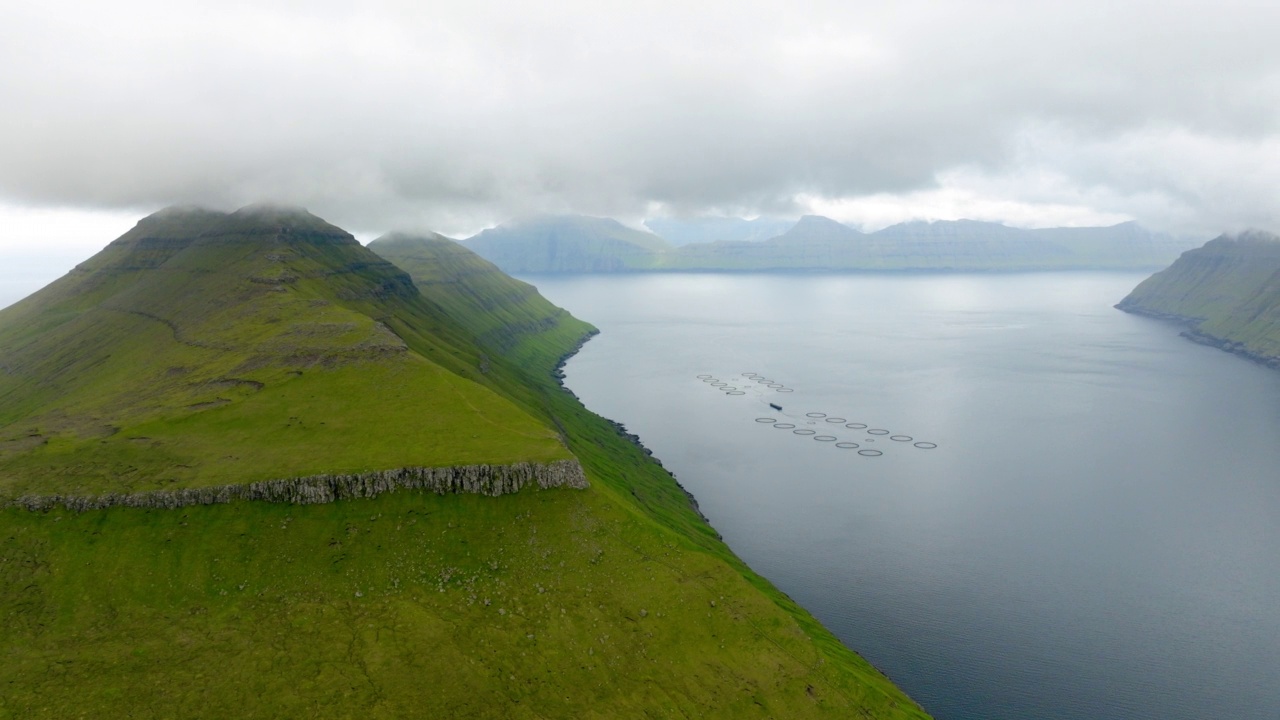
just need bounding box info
[756,417,777,423]
[697,374,712,379]
[793,429,816,435]
[867,429,890,436]
[806,412,827,418]
[835,442,860,449]
[913,442,938,449]
[825,417,846,423]
[890,435,913,442]
[726,390,745,395]
[815,435,837,442]
[773,423,796,429]
[777,388,793,393]
[846,423,868,429]
[858,449,884,457]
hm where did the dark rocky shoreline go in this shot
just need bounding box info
[1115,304,1280,370]
[552,329,714,528]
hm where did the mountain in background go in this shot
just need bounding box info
[0,207,927,719]
[666,217,1198,271]
[1117,230,1280,368]
[465,213,1200,273]
[465,214,671,272]
[644,216,796,245]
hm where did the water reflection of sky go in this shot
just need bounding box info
[529,271,1280,720]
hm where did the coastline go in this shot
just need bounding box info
[551,327,716,529]
[1116,303,1280,370]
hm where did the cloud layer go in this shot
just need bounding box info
[2,0,1278,236]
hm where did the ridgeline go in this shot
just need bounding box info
[1117,230,1280,368]
[463,214,1197,273]
[0,208,929,718]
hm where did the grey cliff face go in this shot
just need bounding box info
[10,459,589,512]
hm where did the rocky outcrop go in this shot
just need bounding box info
[9,459,588,512]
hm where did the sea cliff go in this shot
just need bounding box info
[1117,230,1280,367]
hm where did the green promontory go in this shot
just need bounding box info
[1117,230,1280,367]
[0,209,928,719]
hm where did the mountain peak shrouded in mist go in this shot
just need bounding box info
[0,204,578,497]
[773,215,866,241]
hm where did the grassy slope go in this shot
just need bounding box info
[373,234,929,716]
[1117,231,1280,362]
[369,232,596,368]
[0,207,565,497]
[0,217,928,719]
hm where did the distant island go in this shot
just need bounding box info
[462,214,1200,274]
[1118,230,1280,368]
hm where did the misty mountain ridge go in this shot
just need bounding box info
[463,212,1201,273]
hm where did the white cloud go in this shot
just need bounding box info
[0,0,1278,241]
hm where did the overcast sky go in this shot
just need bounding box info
[2,0,1279,292]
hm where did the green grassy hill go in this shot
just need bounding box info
[1117,230,1280,367]
[0,205,568,498]
[368,232,595,368]
[0,209,929,719]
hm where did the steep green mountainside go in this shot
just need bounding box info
[1117,230,1280,366]
[0,210,928,719]
[465,215,672,273]
[0,206,567,498]
[370,233,928,716]
[368,232,594,368]
[465,214,1196,273]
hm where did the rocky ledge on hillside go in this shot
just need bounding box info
[10,459,588,512]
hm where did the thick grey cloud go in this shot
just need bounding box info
[1,0,1278,238]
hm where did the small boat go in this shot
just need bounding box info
[769,403,782,411]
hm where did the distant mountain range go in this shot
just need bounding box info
[643,216,796,245]
[1118,229,1280,368]
[463,214,1201,273]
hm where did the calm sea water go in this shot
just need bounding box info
[526,272,1280,720]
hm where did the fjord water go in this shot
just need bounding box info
[527,272,1280,720]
